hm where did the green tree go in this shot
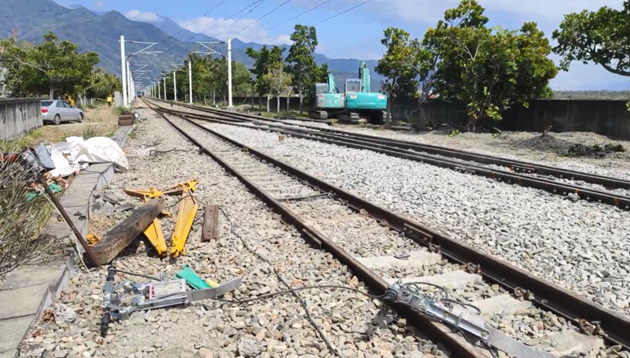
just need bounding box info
[553,2,630,76]
[425,0,557,131]
[285,25,318,114]
[246,45,285,107]
[0,31,99,99]
[84,69,121,99]
[263,63,292,113]
[375,28,420,104]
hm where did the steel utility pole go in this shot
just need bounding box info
[120,36,128,108]
[227,37,233,109]
[188,60,193,104]
[173,71,177,102]
[126,60,132,104]
[163,77,167,100]
[157,81,160,99]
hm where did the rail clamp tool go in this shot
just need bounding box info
[385,281,556,358]
[100,266,242,337]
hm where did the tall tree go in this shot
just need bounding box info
[0,32,99,99]
[425,0,557,131]
[263,63,292,113]
[286,25,318,114]
[553,2,630,77]
[246,45,285,106]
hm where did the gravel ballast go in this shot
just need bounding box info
[19,107,448,358]
[316,125,630,182]
[168,114,613,357]
[202,122,630,317]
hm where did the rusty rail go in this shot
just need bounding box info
[144,98,630,351]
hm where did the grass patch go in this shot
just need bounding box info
[113,106,131,116]
[0,128,45,151]
[81,126,100,139]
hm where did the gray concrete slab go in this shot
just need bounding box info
[1,263,66,291]
[384,270,481,289]
[112,125,134,149]
[0,349,18,358]
[0,284,50,320]
[0,315,33,355]
[357,250,442,269]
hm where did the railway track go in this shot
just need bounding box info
[144,98,630,357]
[150,98,630,210]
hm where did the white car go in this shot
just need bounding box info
[41,100,84,125]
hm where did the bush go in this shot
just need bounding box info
[0,143,54,277]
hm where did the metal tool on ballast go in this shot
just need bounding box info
[100,266,242,337]
[383,281,555,358]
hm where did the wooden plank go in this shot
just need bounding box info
[91,198,165,265]
[202,205,219,242]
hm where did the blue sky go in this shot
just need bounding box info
[61,0,628,90]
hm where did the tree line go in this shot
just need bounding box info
[0,32,120,101]
[374,0,630,129]
[0,0,627,129]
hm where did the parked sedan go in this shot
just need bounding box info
[41,100,84,125]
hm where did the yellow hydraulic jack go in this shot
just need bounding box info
[124,179,199,258]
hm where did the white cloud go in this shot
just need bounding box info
[287,0,623,24]
[179,17,291,45]
[95,1,104,7]
[125,10,163,23]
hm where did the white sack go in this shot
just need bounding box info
[51,136,129,171]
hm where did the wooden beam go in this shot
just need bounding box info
[91,198,166,265]
[202,205,220,242]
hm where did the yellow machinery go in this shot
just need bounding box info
[170,187,199,257]
[125,179,199,258]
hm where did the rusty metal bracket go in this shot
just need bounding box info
[579,319,606,337]
[513,287,533,301]
[464,262,481,274]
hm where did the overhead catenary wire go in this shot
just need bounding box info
[160,1,265,56]
[312,0,373,26]
[267,0,332,30]
[216,0,268,37]
[155,0,229,48]
[234,0,293,36]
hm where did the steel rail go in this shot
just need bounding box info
[143,99,488,358]
[145,98,630,350]
[159,98,630,192]
[153,105,630,210]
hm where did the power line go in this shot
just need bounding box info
[160,1,265,55]
[216,0,268,37]
[312,0,373,26]
[268,0,332,30]
[156,0,228,47]
[234,0,293,36]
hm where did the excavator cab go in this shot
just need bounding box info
[345,79,361,94]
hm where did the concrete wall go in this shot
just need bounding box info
[0,98,43,140]
[0,67,8,98]
[231,96,630,139]
[399,99,630,139]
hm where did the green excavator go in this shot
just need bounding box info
[309,61,387,124]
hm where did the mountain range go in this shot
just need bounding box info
[1,0,384,91]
